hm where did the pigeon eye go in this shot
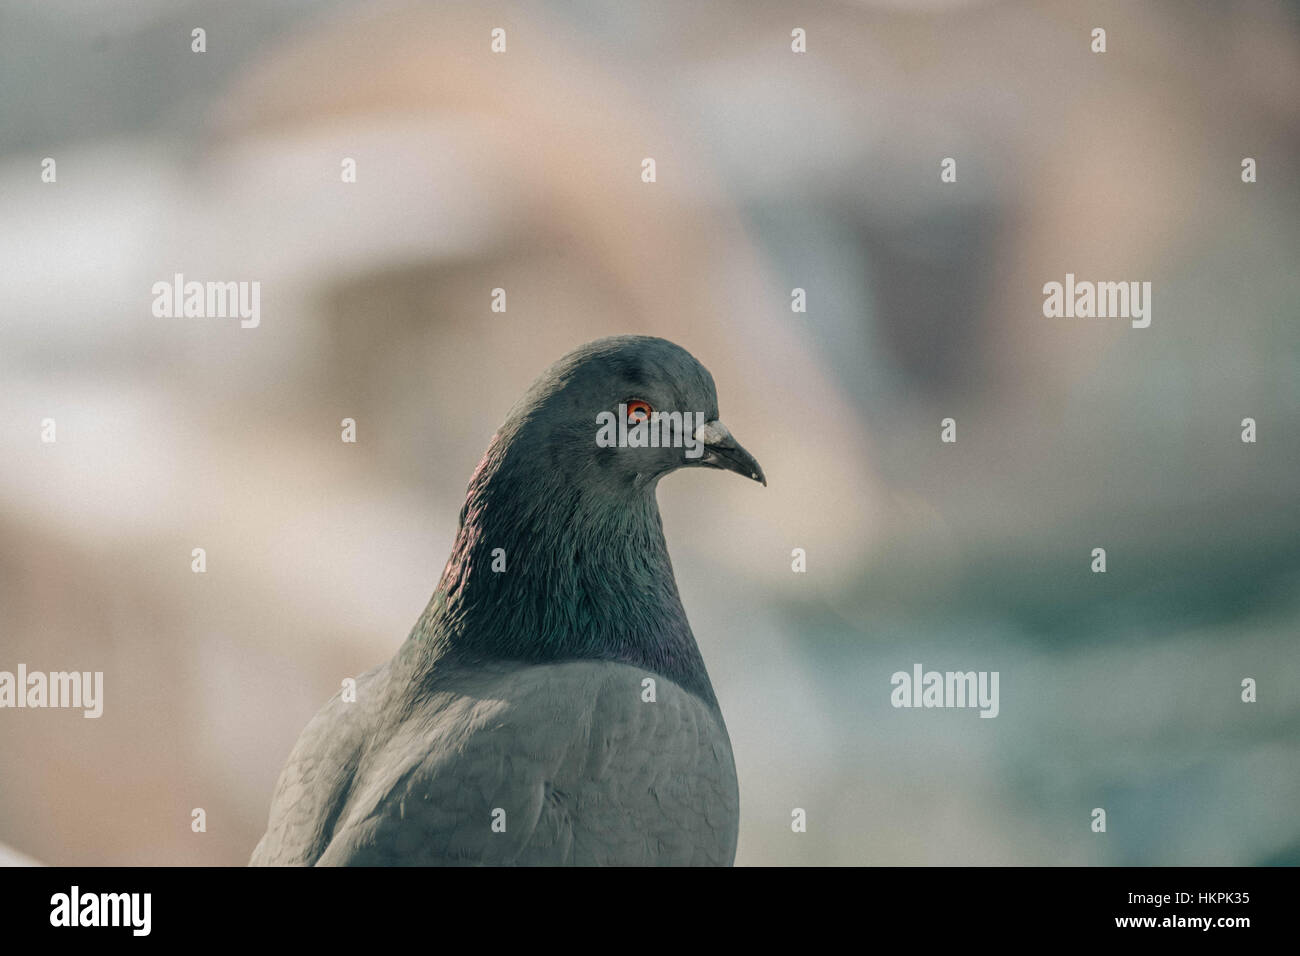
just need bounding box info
[625,399,653,423]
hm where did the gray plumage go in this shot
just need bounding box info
[250,336,764,866]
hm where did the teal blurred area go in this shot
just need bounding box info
[1,0,1297,865]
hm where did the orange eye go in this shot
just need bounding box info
[625,399,653,423]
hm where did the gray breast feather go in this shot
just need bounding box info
[250,660,738,866]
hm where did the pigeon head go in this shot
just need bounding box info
[411,336,763,706]
[499,335,766,492]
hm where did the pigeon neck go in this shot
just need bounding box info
[410,444,718,708]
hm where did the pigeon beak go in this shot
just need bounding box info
[695,419,766,486]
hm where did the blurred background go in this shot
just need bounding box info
[1,0,1298,866]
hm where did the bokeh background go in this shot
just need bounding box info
[2,0,1298,866]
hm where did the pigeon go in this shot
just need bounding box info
[250,335,764,866]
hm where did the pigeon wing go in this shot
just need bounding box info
[248,671,376,866]
[313,660,738,866]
